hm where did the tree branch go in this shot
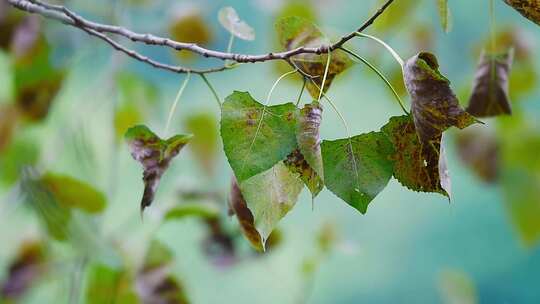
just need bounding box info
[6,0,395,74]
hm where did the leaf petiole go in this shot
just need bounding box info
[355,32,404,67]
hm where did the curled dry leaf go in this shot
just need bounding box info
[220,91,298,182]
[125,125,192,212]
[275,16,352,98]
[467,50,513,117]
[504,0,540,25]
[229,177,263,251]
[321,132,394,214]
[455,127,499,183]
[218,7,255,41]
[382,115,451,196]
[1,241,45,300]
[403,52,477,145]
[284,102,324,198]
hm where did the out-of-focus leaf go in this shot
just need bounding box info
[169,10,212,61]
[0,136,38,187]
[136,268,189,304]
[317,221,337,254]
[220,91,298,182]
[143,239,173,271]
[184,112,219,176]
[374,0,419,32]
[403,52,477,145]
[321,131,394,214]
[438,269,478,304]
[509,61,537,101]
[381,115,450,196]
[272,1,317,80]
[0,8,42,61]
[125,125,192,212]
[275,16,352,98]
[229,177,263,251]
[114,103,142,142]
[20,175,71,241]
[0,104,18,152]
[117,73,159,106]
[164,203,220,221]
[40,173,106,213]
[498,114,540,246]
[202,218,236,267]
[239,162,303,246]
[15,71,64,121]
[467,50,513,117]
[85,264,140,304]
[295,102,324,197]
[455,126,499,183]
[0,241,46,301]
[218,7,255,41]
[504,0,540,26]
[437,0,453,33]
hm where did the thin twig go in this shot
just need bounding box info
[7,0,396,74]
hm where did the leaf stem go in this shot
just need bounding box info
[265,69,299,105]
[355,32,404,67]
[340,47,409,115]
[200,74,222,109]
[164,72,191,136]
[317,49,332,102]
[297,77,307,107]
[489,0,496,53]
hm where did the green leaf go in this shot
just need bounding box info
[220,91,298,182]
[218,7,255,41]
[144,239,174,270]
[321,132,394,214]
[164,203,220,221]
[40,173,106,213]
[381,115,451,196]
[85,264,139,304]
[403,52,477,145]
[239,162,303,246]
[467,50,513,117]
[169,11,213,61]
[498,114,540,246]
[229,177,263,251]
[184,112,219,176]
[436,0,453,33]
[504,0,540,26]
[125,125,192,211]
[16,71,64,122]
[275,16,352,98]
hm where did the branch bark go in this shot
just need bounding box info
[6,0,395,74]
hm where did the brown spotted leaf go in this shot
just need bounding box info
[403,52,477,145]
[229,177,263,251]
[467,50,513,117]
[125,125,192,212]
[381,115,451,196]
[504,0,540,25]
[275,16,352,98]
[284,149,322,197]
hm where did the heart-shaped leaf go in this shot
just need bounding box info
[275,16,352,98]
[504,0,540,25]
[218,7,255,41]
[381,115,451,196]
[229,177,263,251]
[403,52,477,145]
[321,132,394,214]
[220,91,298,182]
[467,50,513,117]
[238,162,303,247]
[125,125,192,212]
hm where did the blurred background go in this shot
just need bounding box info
[1,0,540,303]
